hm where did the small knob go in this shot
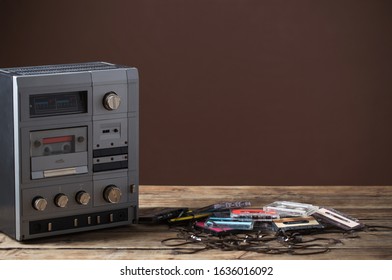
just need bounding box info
[103,185,122,203]
[54,193,69,208]
[103,92,121,110]
[76,191,91,205]
[33,197,48,211]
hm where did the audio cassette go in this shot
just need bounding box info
[194,201,252,214]
[168,211,211,224]
[138,208,188,224]
[264,201,319,217]
[194,221,239,236]
[312,207,364,230]
[272,216,323,232]
[30,127,88,179]
[230,209,280,221]
[205,217,254,230]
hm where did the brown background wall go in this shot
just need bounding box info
[1,0,391,185]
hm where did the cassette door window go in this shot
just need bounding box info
[30,127,88,179]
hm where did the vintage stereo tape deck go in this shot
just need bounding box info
[0,62,138,240]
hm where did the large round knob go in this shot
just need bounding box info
[103,185,122,203]
[33,197,48,211]
[103,92,121,110]
[76,191,91,205]
[54,193,69,208]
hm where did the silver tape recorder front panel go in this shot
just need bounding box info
[0,62,139,240]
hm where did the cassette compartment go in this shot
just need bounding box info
[30,127,88,179]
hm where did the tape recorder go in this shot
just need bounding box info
[0,62,138,240]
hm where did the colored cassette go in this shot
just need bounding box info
[312,207,364,230]
[194,221,238,236]
[205,217,254,230]
[168,210,211,223]
[272,216,323,232]
[194,201,252,213]
[230,209,280,221]
[264,201,319,217]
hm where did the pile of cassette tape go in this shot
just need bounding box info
[140,201,366,256]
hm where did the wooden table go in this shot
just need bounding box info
[1,185,391,259]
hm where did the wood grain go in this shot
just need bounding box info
[1,185,391,260]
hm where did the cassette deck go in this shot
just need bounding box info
[0,62,139,240]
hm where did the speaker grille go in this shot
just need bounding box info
[4,62,119,75]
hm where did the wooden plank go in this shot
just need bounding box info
[139,186,392,209]
[1,247,391,260]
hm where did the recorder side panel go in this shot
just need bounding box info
[0,73,16,239]
[126,69,139,214]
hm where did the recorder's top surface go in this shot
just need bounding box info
[0,62,130,76]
